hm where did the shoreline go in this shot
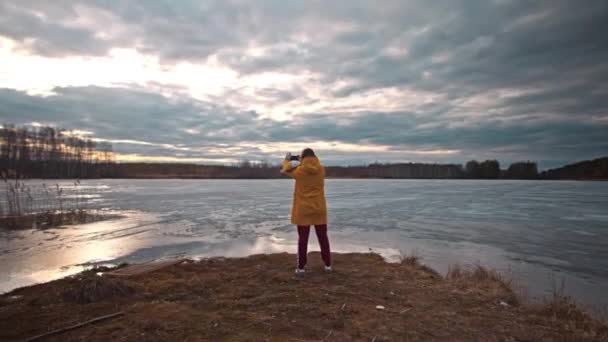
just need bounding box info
[7,177,608,181]
[1,253,606,341]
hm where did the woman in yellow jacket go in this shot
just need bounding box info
[281,148,331,273]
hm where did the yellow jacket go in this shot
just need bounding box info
[282,156,328,226]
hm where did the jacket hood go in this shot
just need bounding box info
[299,156,323,175]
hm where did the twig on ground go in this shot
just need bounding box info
[25,311,124,341]
[266,323,272,341]
[320,330,333,342]
[228,319,271,338]
[418,326,437,337]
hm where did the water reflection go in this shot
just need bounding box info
[0,212,152,292]
[0,210,403,293]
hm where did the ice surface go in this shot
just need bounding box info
[1,179,607,309]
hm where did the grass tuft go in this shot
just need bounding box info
[61,275,137,304]
[446,264,519,305]
[399,253,420,266]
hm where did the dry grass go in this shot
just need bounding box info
[61,275,137,304]
[446,264,506,282]
[446,264,519,306]
[0,253,606,341]
[0,210,121,230]
[0,177,116,230]
[400,252,441,279]
[399,253,420,266]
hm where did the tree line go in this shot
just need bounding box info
[464,159,539,179]
[105,161,279,179]
[327,160,539,179]
[539,157,608,180]
[70,159,541,179]
[0,124,115,178]
[2,123,605,180]
[103,161,467,179]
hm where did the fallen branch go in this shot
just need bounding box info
[25,311,125,341]
[320,330,333,342]
[227,319,272,338]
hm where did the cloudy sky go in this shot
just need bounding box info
[1,0,607,168]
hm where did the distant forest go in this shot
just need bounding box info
[1,124,606,180]
[0,124,115,178]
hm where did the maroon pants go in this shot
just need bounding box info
[297,224,331,269]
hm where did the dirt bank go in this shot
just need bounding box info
[0,253,606,341]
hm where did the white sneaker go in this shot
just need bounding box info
[295,268,306,274]
[325,265,332,272]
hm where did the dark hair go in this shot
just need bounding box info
[301,148,316,159]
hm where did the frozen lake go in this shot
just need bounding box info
[1,179,607,311]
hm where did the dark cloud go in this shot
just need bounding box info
[0,2,116,57]
[0,86,261,155]
[1,86,606,168]
[0,1,607,167]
